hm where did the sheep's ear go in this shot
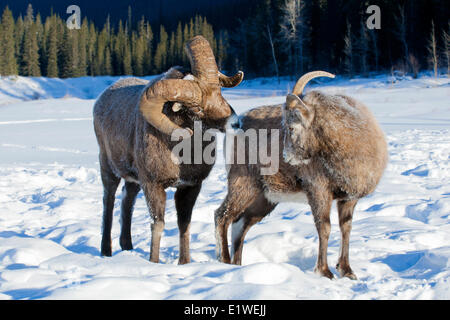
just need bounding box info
[285,94,314,128]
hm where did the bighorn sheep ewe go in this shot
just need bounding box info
[93,36,243,264]
[215,71,388,279]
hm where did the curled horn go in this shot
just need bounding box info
[219,71,244,88]
[139,36,217,136]
[292,71,335,97]
[140,36,243,136]
[184,36,240,119]
[140,79,202,136]
[185,35,220,85]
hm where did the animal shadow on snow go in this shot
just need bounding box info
[373,250,447,280]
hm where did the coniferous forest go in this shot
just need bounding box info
[0,0,448,79]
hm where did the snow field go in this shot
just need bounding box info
[0,74,449,299]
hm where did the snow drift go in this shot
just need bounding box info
[0,73,449,299]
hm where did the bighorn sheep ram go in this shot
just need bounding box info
[93,36,243,264]
[215,71,388,279]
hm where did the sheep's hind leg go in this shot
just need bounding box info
[231,193,276,265]
[175,184,202,264]
[214,195,234,264]
[119,181,141,251]
[215,182,262,264]
[336,199,358,280]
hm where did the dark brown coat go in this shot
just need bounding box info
[94,36,243,264]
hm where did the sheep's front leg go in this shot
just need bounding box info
[175,184,202,264]
[142,182,166,263]
[100,158,120,257]
[119,181,141,251]
[309,190,334,279]
[336,199,358,280]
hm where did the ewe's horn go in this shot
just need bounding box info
[292,71,335,97]
[218,71,244,88]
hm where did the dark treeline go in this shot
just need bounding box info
[0,1,448,79]
[0,4,221,78]
[230,0,449,78]
[0,0,254,33]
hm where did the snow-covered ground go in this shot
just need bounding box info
[0,73,449,299]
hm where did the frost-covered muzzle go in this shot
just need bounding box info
[282,115,312,166]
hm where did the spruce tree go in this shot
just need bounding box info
[22,4,41,77]
[118,19,133,75]
[168,31,176,66]
[96,32,106,75]
[87,21,97,75]
[46,15,58,77]
[60,28,80,78]
[142,19,153,74]
[132,30,145,76]
[154,25,168,73]
[59,29,72,77]
[15,15,24,70]
[200,16,216,55]
[40,15,51,76]
[24,4,33,26]
[123,39,133,75]
[35,13,45,75]
[175,22,183,64]
[194,15,202,36]
[112,20,125,75]
[188,18,195,39]
[182,23,190,65]
[77,18,88,76]
[216,30,229,70]
[104,46,113,75]
[71,30,80,77]
[0,6,18,75]
[127,6,132,35]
